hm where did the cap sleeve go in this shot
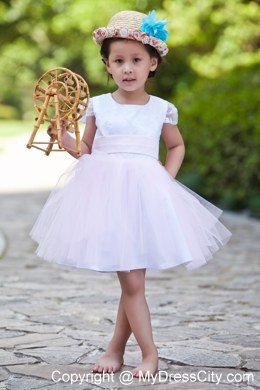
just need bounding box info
[164,102,178,125]
[79,97,94,124]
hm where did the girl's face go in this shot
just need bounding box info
[105,40,158,92]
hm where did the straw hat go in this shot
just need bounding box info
[93,10,169,57]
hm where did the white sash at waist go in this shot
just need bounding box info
[91,135,159,159]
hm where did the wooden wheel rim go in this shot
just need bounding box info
[33,67,80,120]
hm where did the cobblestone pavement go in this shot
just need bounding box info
[0,190,259,390]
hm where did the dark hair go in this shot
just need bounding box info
[100,38,162,79]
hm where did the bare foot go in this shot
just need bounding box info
[131,349,158,378]
[92,350,124,374]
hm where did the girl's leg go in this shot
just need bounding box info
[92,291,132,373]
[92,270,146,373]
[117,269,158,377]
[107,291,133,353]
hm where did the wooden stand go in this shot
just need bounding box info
[26,67,90,156]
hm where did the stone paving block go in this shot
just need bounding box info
[0,350,38,366]
[0,333,60,349]
[17,346,93,365]
[0,330,24,339]
[158,346,241,367]
[210,334,260,348]
[0,230,6,259]
[0,367,8,381]
[240,349,260,360]
[243,359,260,371]
[170,339,241,352]
[251,372,260,387]
[5,375,77,390]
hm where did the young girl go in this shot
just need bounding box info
[30,10,232,377]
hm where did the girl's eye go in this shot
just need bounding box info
[114,58,141,64]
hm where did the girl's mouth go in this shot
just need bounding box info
[123,79,136,83]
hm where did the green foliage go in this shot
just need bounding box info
[0,0,259,215]
[166,0,260,78]
[171,65,260,215]
[0,0,156,116]
[248,194,260,218]
[0,104,19,119]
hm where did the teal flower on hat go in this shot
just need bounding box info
[140,10,169,42]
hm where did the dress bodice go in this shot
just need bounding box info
[79,93,178,159]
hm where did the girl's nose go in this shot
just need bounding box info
[123,64,133,74]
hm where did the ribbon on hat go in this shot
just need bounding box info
[140,10,169,42]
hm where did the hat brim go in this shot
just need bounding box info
[93,27,168,57]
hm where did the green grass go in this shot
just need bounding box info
[0,120,34,137]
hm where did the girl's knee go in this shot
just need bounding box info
[117,269,145,296]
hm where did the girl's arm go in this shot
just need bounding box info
[61,116,97,159]
[161,123,185,179]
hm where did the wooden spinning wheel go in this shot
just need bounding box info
[26,67,90,156]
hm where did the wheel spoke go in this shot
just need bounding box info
[33,67,89,132]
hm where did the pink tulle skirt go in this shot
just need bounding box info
[30,149,232,273]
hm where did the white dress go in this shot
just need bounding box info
[29,93,232,273]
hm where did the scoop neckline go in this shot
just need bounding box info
[109,93,152,106]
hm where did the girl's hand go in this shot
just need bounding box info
[160,162,176,179]
[47,120,68,138]
[47,123,56,138]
